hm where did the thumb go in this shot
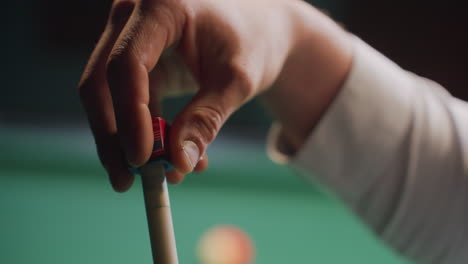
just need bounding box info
[169,80,252,176]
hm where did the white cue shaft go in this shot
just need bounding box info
[139,162,179,264]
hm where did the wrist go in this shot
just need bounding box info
[262,1,353,154]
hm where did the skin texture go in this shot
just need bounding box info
[78,0,352,192]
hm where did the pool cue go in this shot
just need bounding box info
[139,117,179,264]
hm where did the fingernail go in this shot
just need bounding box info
[182,140,199,170]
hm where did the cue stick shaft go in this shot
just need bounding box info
[140,162,179,264]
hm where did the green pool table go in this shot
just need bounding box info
[0,126,409,264]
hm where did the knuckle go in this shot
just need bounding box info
[97,149,112,170]
[189,106,224,144]
[77,74,97,105]
[139,0,187,43]
[95,135,121,170]
[109,1,134,27]
[227,62,256,100]
[106,53,130,82]
[140,0,183,11]
[97,148,116,173]
[106,35,135,72]
[106,55,121,76]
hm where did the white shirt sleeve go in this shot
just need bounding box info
[267,36,468,264]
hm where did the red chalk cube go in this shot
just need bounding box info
[151,117,167,157]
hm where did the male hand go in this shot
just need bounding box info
[78,0,352,192]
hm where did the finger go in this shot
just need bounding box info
[78,0,136,192]
[166,170,185,184]
[165,154,207,183]
[194,154,209,173]
[147,52,201,184]
[106,1,186,167]
[169,75,253,174]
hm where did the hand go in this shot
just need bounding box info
[78,0,352,192]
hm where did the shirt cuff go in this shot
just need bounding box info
[267,35,418,197]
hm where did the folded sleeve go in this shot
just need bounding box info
[268,36,468,264]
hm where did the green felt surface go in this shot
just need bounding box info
[0,127,410,264]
